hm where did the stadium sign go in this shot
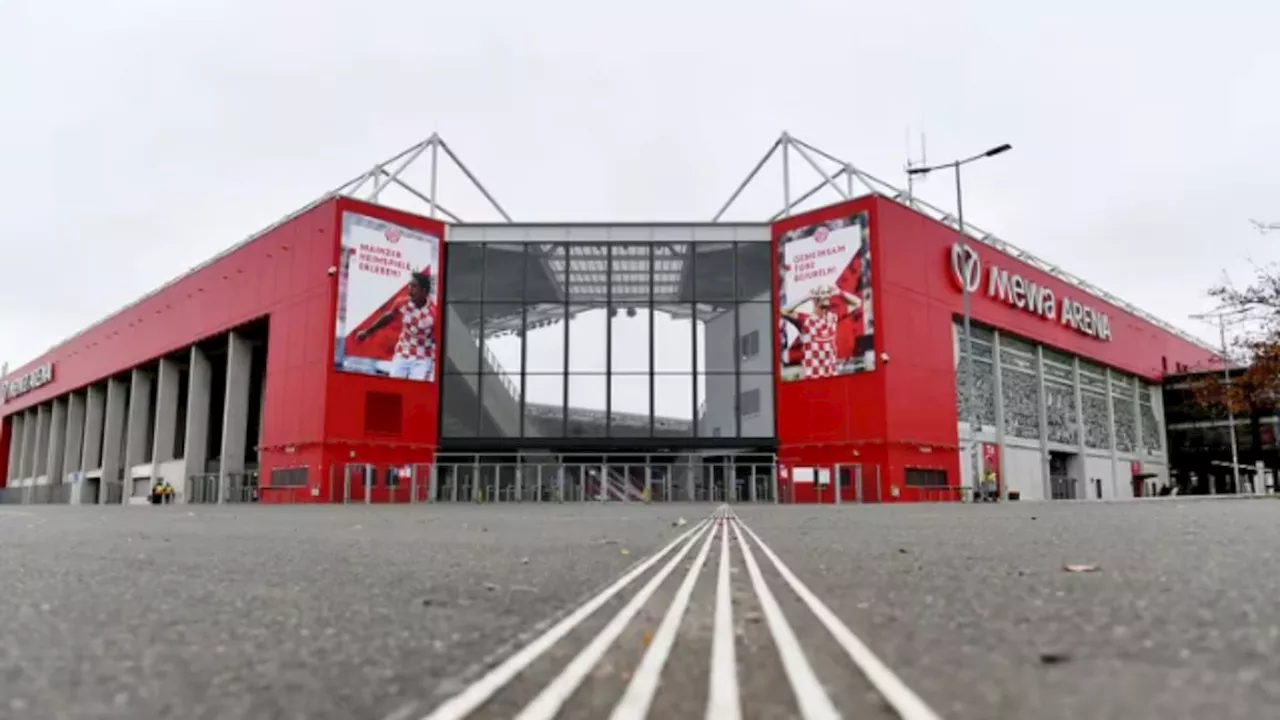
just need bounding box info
[950,243,1112,341]
[0,363,55,404]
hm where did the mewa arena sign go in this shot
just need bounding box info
[950,242,1113,342]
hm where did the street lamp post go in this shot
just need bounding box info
[1190,310,1244,494]
[908,144,1012,500]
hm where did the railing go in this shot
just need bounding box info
[470,327,521,401]
[0,484,75,505]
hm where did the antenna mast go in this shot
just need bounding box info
[904,128,927,200]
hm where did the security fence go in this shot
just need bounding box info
[185,471,260,504]
[426,453,781,504]
[0,483,73,505]
[0,457,974,505]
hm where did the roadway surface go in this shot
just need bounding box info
[1,499,1278,719]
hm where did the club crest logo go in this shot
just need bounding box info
[950,242,982,293]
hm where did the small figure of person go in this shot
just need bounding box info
[781,284,862,379]
[356,270,436,381]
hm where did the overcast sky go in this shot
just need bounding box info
[2,0,1277,369]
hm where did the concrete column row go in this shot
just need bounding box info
[3,331,254,504]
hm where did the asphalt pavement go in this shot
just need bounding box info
[1,498,1277,719]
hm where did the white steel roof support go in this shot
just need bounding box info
[353,133,513,223]
[715,131,1218,355]
[22,133,511,362]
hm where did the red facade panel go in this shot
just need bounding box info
[772,198,895,502]
[0,200,339,418]
[302,198,446,497]
[772,195,1219,502]
[873,197,1218,381]
[0,195,448,497]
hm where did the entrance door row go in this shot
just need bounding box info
[323,459,780,504]
[432,461,778,503]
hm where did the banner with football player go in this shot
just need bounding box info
[333,212,441,382]
[777,212,874,382]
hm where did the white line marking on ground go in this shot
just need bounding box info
[730,517,841,720]
[609,507,721,720]
[419,514,714,720]
[735,516,943,720]
[515,513,718,720]
[707,510,742,720]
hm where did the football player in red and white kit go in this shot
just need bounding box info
[357,271,436,381]
[781,283,862,379]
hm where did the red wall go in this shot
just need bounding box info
[0,200,340,492]
[0,196,446,500]
[773,195,1219,503]
[874,198,1218,381]
[772,197,896,502]
[281,197,445,503]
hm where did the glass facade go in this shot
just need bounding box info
[439,226,774,443]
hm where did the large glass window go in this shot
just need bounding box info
[480,302,523,377]
[443,303,482,374]
[736,242,772,301]
[526,244,565,303]
[445,244,484,302]
[438,234,774,442]
[441,373,479,437]
[610,374,650,437]
[694,242,738,300]
[523,373,564,436]
[482,244,526,302]
[654,307,696,375]
[524,304,566,374]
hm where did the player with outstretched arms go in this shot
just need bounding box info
[780,283,862,379]
[357,270,436,380]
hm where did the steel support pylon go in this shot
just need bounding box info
[713,131,1217,355]
[333,133,513,223]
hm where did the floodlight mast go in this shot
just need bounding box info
[904,145,1013,499]
[1189,307,1253,494]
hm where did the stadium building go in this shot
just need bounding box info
[0,133,1220,505]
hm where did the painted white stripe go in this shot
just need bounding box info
[609,509,720,720]
[514,517,717,720]
[729,518,840,720]
[420,515,712,720]
[736,518,943,720]
[706,513,742,720]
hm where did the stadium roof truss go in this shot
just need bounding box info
[342,131,1214,355]
[27,131,1213,363]
[710,132,1218,355]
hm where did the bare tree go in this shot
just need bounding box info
[1193,265,1280,414]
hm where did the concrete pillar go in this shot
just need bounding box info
[20,409,37,479]
[63,392,86,481]
[46,398,67,486]
[34,404,50,478]
[7,413,24,482]
[183,346,212,486]
[124,368,154,477]
[219,332,253,503]
[258,374,267,451]
[101,377,128,503]
[152,358,180,469]
[82,385,106,471]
